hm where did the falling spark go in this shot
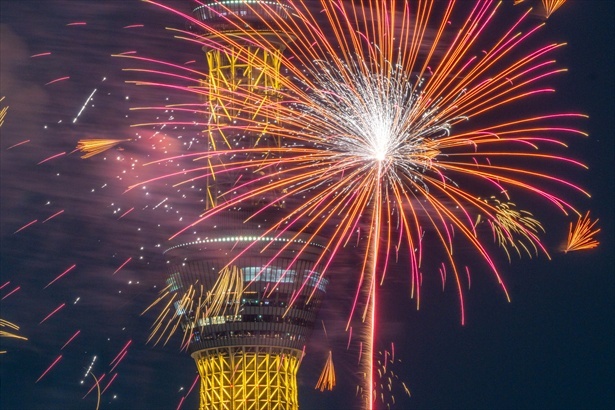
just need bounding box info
[113,257,133,275]
[100,373,119,396]
[61,330,81,350]
[73,88,97,123]
[44,76,70,86]
[14,219,37,234]
[30,52,51,58]
[37,152,66,165]
[39,303,66,325]
[35,355,63,383]
[42,210,64,223]
[6,139,30,150]
[44,264,77,289]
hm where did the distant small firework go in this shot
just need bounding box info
[0,318,28,353]
[564,211,600,253]
[542,0,567,18]
[0,96,8,127]
[76,138,130,159]
[315,350,336,392]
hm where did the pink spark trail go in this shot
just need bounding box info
[66,22,86,26]
[109,340,131,367]
[6,140,30,150]
[83,373,105,399]
[42,210,64,223]
[35,355,62,383]
[123,24,144,29]
[14,219,37,234]
[39,303,66,325]
[1,286,20,301]
[117,207,134,220]
[44,264,77,289]
[61,330,81,350]
[30,52,51,58]
[100,373,118,395]
[44,76,70,86]
[37,152,66,165]
[113,257,132,275]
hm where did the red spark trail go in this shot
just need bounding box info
[0,281,9,290]
[44,264,77,289]
[42,210,64,223]
[35,355,62,383]
[109,340,131,367]
[30,52,51,58]
[100,373,118,395]
[117,207,134,220]
[185,375,200,397]
[123,24,144,29]
[66,22,86,26]
[113,257,132,274]
[83,373,106,399]
[1,286,20,301]
[37,152,66,165]
[39,303,66,325]
[13,219,37,234]
[61,330,81,350]
[108,350,127,374]
[6,140,30,150]
[44,76,70,86]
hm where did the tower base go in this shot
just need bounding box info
[192,345,303,410]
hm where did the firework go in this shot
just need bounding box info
[76,139,130,159]
[315,351,336,392]
[564,211,600,253]
[117,1,592,407]
[0,96,7,127]
[542,0,567,18]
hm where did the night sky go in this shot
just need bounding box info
[1,1,613,410]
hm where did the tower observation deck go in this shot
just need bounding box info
[164,2,328,409]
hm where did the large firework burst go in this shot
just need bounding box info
[119,0,592,406]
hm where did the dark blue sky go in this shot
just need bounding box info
[1,1,613,409]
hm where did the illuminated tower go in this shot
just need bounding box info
[164,2,328,409]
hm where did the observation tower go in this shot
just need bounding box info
[164,2,329,409]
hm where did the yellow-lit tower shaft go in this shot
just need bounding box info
[167,2,326,410]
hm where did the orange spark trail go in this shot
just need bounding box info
[117,207,134,220]
[100,373,118,395]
